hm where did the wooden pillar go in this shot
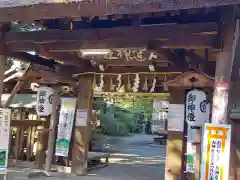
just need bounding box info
[45,87,59,171]
[26,126,32,161]
[72,76,93,175]
[0,56,5,180]
[35,127,45,169]
[0,56,5,106]
[194,128,201,180]
[165,88,185,180]
[212,16,239,124]
[211,11,240,180]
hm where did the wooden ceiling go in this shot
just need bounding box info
[0,4,224,90]
[6,22,218,51]
[0,0,239,21]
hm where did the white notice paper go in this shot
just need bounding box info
[75,109,88,126]
[168,104,184,132]
[0,108,11,174]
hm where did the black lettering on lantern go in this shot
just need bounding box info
[187,92,196,122]
[38,90,46,113]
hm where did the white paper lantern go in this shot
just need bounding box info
[185,89,209,126]
[36,86,54,116]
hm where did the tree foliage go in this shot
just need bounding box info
[93,95,153,135]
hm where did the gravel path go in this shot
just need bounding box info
[6,134,166,180]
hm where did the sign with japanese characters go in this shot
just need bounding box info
[75,109,88,126]
[200,123,231,180]
[185,89,209,126]
[0,108,11,174]
[55,98,76,157]
[168,104,184,132]
[104,48,158,61]
[153,99,168,110]
[36,86,54,116]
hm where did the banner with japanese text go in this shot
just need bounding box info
[200,123,231,180]
[0,109,11,174]
[55,98,76,157]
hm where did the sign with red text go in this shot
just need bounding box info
[200,123,231,180]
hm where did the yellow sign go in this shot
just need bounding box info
[200,123,231,180]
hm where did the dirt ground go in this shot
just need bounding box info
[6,134,166,180]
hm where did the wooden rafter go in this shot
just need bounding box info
[3,48,215,77]
[0,0,238,21]
[3,64,31,108]
[184,49,216,76]
[5,23,219,51]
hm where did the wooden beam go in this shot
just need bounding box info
[211,9,239,180]
[149,48,186,67]
[105,60,168,67]
[165,88,185,180]
[0,1,238,21]
[3,81,23,108]
[9,36,216,52]
[6,23,218,50]
[31,65,76,85]
[38,49,90,67]
[184,50,216,76]
[62,66,183,76]
[0,56,6,106]
[3,64,31,108]
[4,51,57,69]
[72,76,93,175]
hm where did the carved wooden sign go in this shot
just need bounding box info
[163,71,214,88]
[104,48,158,61]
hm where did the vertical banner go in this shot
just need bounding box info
[36,86,54,116]
[200,123,231,180]
[0,109,11,174]
[55,98,76,157]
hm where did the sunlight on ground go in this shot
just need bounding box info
[107,157,165,165]
[113,153,139,157]
[88,173,97,176]
[106,153,165,165]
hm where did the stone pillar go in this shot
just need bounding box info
[165,88,185,180]
[72,76,93,175]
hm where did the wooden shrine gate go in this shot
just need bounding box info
[0,1,239,180]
